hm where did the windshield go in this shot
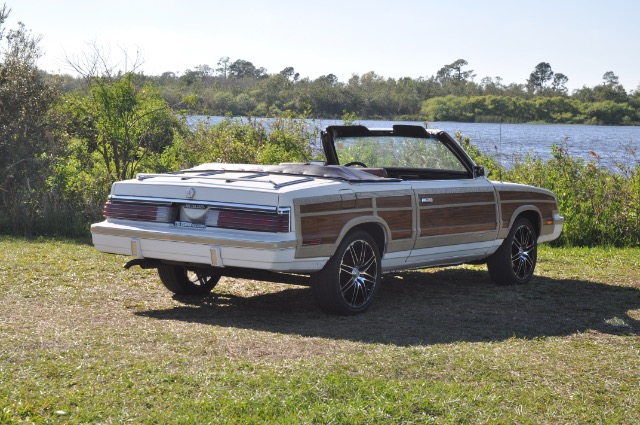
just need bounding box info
[334,135,467,171]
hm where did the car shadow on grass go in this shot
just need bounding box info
[136,268,640,346]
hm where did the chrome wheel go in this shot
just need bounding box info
[186,269,218,289]
[488,217,538,285]
[339,239,378,308]
[311,230,382,314]
[157,265,220,295]
[511,223,537,281]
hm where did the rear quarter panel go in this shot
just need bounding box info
[289,182,415,259]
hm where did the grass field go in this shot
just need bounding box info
[0,237,638,424]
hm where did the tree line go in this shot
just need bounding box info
[62,57,640,125]
[1,4,638,246]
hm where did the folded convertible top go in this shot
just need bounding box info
[184,163,400,183]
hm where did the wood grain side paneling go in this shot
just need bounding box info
[416,192,495,205]
[499,190,555,202]
[376,195,412,209]
[300,198,372,213]
[500,202,556,228]
[354,198,374,209]
[300,212,364,245]
[377,210,413,240]
[298,193,415,250]
[299,200,344,214]
[420,204,496,237]
[421,223,497,237]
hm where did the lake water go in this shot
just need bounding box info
[190,116,640,171]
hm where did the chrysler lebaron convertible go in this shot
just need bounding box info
[92,125,563,314]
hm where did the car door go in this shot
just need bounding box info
[407,176,499,267]
[406,154,500,268]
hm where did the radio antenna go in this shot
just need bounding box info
[499,120,503,182]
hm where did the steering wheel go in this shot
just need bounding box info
[344,161,368,168]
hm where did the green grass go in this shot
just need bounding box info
[0,237,638,424]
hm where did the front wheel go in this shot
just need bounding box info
[311,231,381,315]
[157,265,221,295]
[487,217,538,285]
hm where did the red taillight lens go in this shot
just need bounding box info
[104,201,176,223]
[217,210,289,232]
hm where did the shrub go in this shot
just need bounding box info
[467,136,640,247]
[161,114,320,170]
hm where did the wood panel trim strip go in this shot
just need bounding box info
[498,190,555,202]
[420,201,496,210]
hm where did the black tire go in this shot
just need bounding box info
[487,217,538,285]
[311,230,381,315]
[157,265,221,295]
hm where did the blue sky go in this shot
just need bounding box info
[9,0,640,91]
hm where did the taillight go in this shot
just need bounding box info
[104,199,290,233]
[104,201,177,223]
[215,210,289,232]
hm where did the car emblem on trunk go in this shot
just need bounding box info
[186,187,196,199]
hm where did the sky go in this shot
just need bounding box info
[8,0,640,91]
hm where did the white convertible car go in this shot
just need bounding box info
[92,125,563,314]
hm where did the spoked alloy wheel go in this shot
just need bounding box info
[339,239,378,309]
[312,231,381,314]
[488,217,538,285]
[510,223,537,281]
[157,265,221,295]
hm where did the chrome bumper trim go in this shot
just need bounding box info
[91,222,297,250]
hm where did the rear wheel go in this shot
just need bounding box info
[487,217,538,285]
[157,265,220,295]
[311,231,381,315]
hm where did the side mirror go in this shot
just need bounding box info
[473,165,486,178]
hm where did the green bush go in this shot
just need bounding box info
[508,147,638,247]
[466,137,640,247]
[160,115,320,170]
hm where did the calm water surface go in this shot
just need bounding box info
[191,116,640,170]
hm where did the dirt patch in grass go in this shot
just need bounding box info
[2,241,638,363]
[140,267,639,348]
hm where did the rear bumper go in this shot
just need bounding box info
[91,220,328,273]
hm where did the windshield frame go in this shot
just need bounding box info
[322,125,475,177]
